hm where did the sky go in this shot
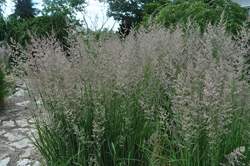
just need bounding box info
[232,0,250,7]
[2,0,119,30]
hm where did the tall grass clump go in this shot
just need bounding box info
[20,25,250,166]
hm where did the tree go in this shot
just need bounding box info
[5,15,68,46]
[43,0,86,17]
[0,0,6,41]
[0,17,6,41]
[103,0,157,36]
[144,0,248,34]
[14,0,37,19]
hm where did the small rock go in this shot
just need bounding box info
[0,157,10,166]
[20,147,33,158]
[33,161,40,166]
[2,120,15,128]
[36,100,43,106]
[0,130,6,135]
[17,159,32,166]
[16,101,30,107]
[0,153,8,160]
[5,109,19,113]
[14,88,26,97]
[10,138,32,149]
[0,144,15,153]
[8,89,26,99]
[4,132,25,142]
[16,119,29,128]
[17,83,28,90]
[28,118,35,124]
[12,128,31,134]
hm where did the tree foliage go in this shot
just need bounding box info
[0,17,6,41]
[103,0,156,36]
[104,0,151,22]
[43,0,86,17]
[14,0,37,19]
[104,0,248,35]
[0,0,77,46]
[144,0,248,34]
[4,15,68,46]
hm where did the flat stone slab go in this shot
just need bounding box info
[16,119,29,128]
[10,138,33,149]
[17,159,32,166]
[4,132,26,142]
[0,157,10,166]
[2,120,15,128]
[16,101,30,107]
[0,129,6,135]
[0,152,9,160]
[33,161,41,166]
[21,147,34,158]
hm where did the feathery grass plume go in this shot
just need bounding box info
[19,24,250,166]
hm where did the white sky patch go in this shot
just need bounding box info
[2,0,118,31]
[2,0,15,16]
[80,0,119,30]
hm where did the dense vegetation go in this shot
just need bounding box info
[146,0,248,34]
[18,25,250,166]
[0,0,85,46]
[104,0,248,35]
[0,63,8,107]
[5,15,68,46]
[0,0,248,45]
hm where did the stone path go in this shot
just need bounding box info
[0,83,41,166]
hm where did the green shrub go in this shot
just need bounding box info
[5,15,68,46]
[143,0,248,35]
[24,25,250,166]
[0,64,8,107]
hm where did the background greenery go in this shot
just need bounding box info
[0,0,248,45]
